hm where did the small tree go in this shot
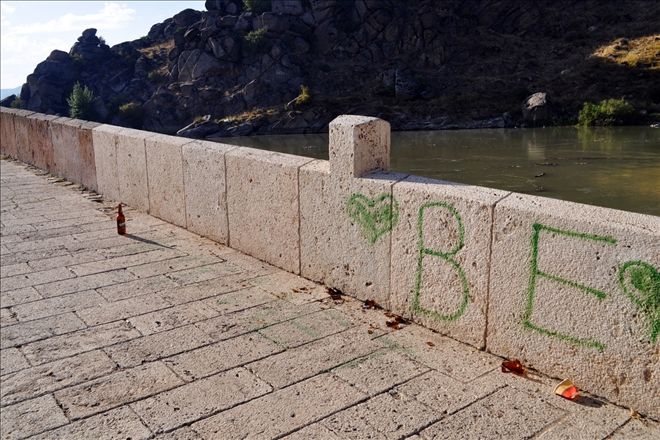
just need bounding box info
[577,98,636,126]
[243,0,271,14]
[67,82,96,120]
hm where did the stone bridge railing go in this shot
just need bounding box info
[1,107,658,417]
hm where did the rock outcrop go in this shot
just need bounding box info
[12,0,660,137]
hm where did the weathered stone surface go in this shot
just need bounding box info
[248,271,329,304]
[226,147,312,273]
[96,274,178,301]
[146,133,192,226]
[0,347,29,376]
[12,289,106,321]
[34,269,136,297]
[0,108,17,158]
[21,320,140,365]
[117,128,154,211]
[164,332,282,381]
[0,286,42,307]
[1,350,116,406]
[27,407,152,440]
[182,140,235,243]
[50,117,81,181]
[301,159,405,306]
[488,193,660,418]
[259,307,354,348]
[131,367,271,433]
[1,266,75,292]
[0,395,68,440]
[390,176,509,348]
[329,115,390,179]
[77,292,172,325]
[421,386,564,439]
[191,373,367,439]
[26,113,58,171]
[92,124,122,201]
[0,312,86,349]
[55,361,184,419]
[127,301,220,335]
[11,110,35,164]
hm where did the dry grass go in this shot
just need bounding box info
[593,35,660,70]
[139,39,175,60]
[216,107,278,123]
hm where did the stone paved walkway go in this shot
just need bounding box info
[0,158,658,440]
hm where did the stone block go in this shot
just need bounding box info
[117,127,156,211]
[145,134,192,226]
[0,107,17,158]
[329,115,390,179]
[92,124,122,201]
[12,109,35,164]
[78,121,100,191]
[488,193,660,418]
[300,159,406,306]
[390,176,508,348]
[182,140,236,243]
[27,113,58,171]
[50,117,99,190]
[226,147,312,273]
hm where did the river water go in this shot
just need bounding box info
[220,126,660,216]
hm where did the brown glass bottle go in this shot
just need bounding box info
[116,204,126,235]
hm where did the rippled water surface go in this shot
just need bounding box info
[220,126,660,216]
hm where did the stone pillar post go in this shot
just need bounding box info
[328,115,390,179]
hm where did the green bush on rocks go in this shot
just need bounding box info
[577,98,636,126]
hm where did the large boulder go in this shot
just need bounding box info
[522,92,551,125]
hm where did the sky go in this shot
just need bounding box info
[1,1,206,89]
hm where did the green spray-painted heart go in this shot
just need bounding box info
[619,260,660,343]
[346,193,399,245]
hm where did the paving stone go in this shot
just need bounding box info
[164,332,283,381]
[332,349,430,396]
[201,286,276,315]
[1,350,116,406]
[608,419,660,440]
[195,300,323,343]
[259,307,355,348]
[26,250,102,271]
[153,426,202,440]
[1,267,75,292]
[27,406,152,440]
[1,306,18,326]
[323,391,437,440]
[146,134,191,227]
[420,386,565,439]
[248,271,330,304]
[397,370,503,416]
[55,361,184,420]
[191,373,367,439]
[1,246,70,266]
[282,423,344,440]
[128,254,220,279]
[35,269,136,298]
[226,147,312,273]
[22,320,140,365]
[12,289,106,321]
[104,323,216,368]
[248,327,384,389]
[164,261,242,285]
[379,324,499,382]
[132,367,271,433]
[68,248,183,276]
[0,312,86,349]
[155,275,252,305]
[0,394,68,440]
[0,347,29,376]
[96,274,179,302]
[128,301,221,335]
[182,140,234,244]
[221,250,280,277]
[76,292,172,326]
[1,262,32,278]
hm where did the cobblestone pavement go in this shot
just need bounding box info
[1,159,658,440]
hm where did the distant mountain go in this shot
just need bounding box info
[0,87,21,100]
[9,0,660,137]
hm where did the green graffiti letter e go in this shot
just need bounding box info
[411,201,469,322]
[524,223,617,351]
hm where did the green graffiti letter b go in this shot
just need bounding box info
[411,202,469,322]
[524,223,617,351]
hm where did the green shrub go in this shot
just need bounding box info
[117,101,144,128]
[10,97,22,109]
[293,85,311,106]
[67,82,96,120]
[243,0,271,14]
[244,27,268,52]
[577,98,636,126]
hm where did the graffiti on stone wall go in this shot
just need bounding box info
[524,223,617,351]
[411,201,469,322]
[346,193,399,244]
[619,260,660,343]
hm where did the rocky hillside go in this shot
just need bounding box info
[7,0,660,138]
